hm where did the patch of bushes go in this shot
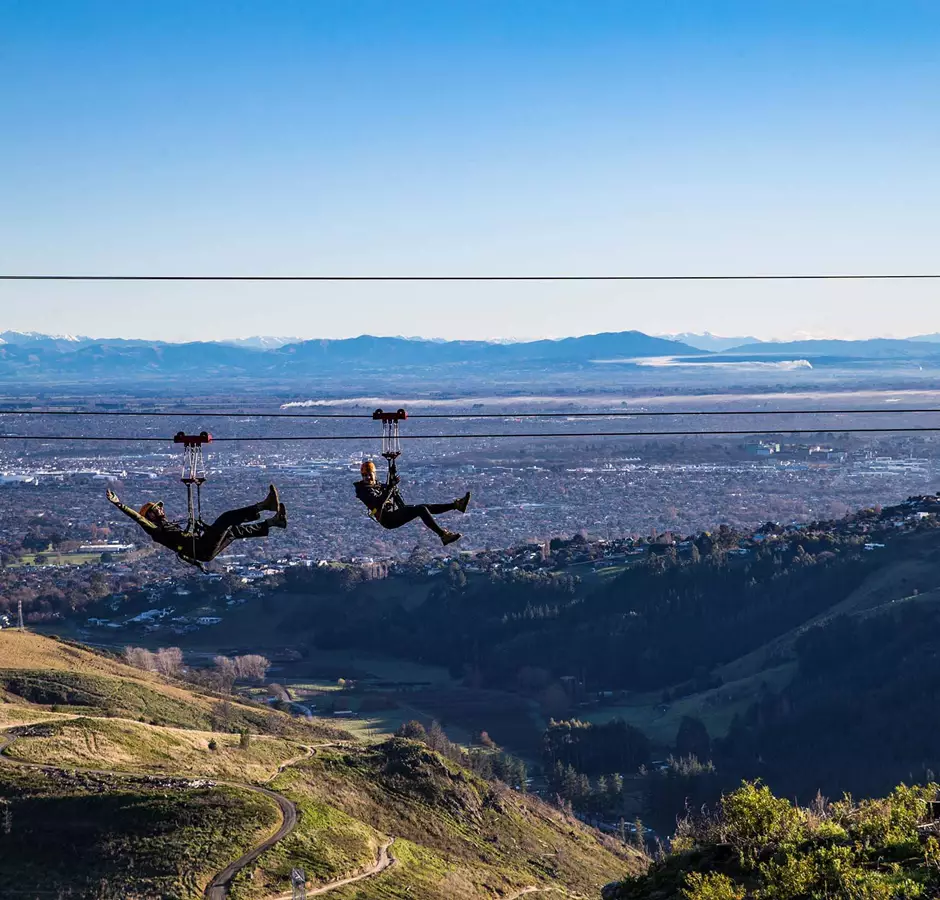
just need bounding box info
[608,780,940,900]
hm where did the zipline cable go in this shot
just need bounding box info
[2,427,940,442]
[3,273,940,282]
[1,408,940,419]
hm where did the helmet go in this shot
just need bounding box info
[139,501,164,520]
[360,460,376,476]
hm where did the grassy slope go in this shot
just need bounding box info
[233,739,643,900]
[583,664,797,746]
[715,553,940,685]
[0,630,345,741]
[0,632,320,897]
[0,766,281,900]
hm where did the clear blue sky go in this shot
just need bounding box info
[1,1,938,342]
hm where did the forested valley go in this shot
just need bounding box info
[265,506,940,831]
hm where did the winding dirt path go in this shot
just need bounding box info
[268,839,397,899]
[504,888,559,900]
[204,784,297,899]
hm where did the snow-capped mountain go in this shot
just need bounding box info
[219,336,302,350]
[661,332,763,352]
[0,330,85,345]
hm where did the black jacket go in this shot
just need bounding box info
[354,479,400,521]
[115,502,195,556]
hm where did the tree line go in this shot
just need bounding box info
[122,646,271,693]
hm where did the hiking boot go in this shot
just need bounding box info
[262,484,280,512]
[454,491,471,513]
[441,530,462,546]
[271,503,288,529]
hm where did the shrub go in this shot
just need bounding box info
[395,720,427,740]
[831,783,936,853]
[758,853,817,899]
[720,781,805,868]
[682,872,745,900]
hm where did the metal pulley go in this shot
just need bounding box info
[372,408,407,462]
[173,431,212,532]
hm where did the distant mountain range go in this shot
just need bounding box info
[0,330,84,344]
[2,329,940,384]
[0,330,701,382]
[724,338,940,358]
[663,332,940,352]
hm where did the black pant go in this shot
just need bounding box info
[381,502,455,537]
[194,503,269,562]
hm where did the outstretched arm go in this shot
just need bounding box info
[107,489,157,532]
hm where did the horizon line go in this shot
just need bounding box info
[2,329,939,346]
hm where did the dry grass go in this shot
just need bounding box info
[4,715,308,783]
[0,702,72,728]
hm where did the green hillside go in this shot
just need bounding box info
[0,631,641,899]
[233,738,636,899]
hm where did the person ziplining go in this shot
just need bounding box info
[354,409,471,546]
[354,460,469,545]
[106,431,286,568]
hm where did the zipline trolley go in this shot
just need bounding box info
[174,431,212,534]
[372,408,407,484]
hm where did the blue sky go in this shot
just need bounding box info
[1,1,938,342]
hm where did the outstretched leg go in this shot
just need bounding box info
[381,504,460,545]
[197,503,287,562]
[424,503,457,515]
[382,504,446,537]
[422,491,470,516]
[208,485,280,530]
[210,505,261,531]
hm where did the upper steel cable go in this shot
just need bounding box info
[2,273,940,281]
[1,427,940,442]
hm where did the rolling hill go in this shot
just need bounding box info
[0,631,641,899]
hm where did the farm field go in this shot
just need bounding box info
[12,550,104,567]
